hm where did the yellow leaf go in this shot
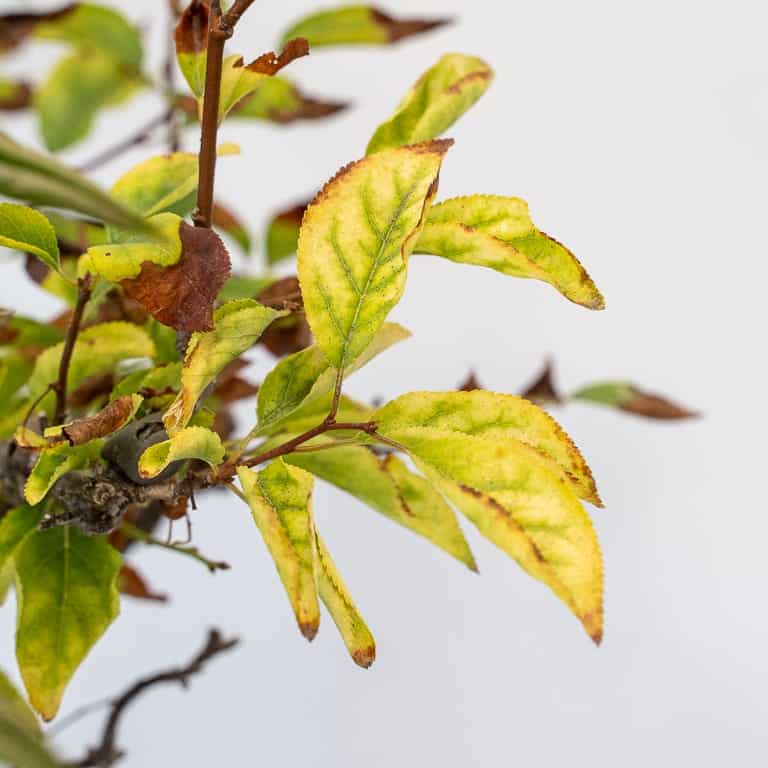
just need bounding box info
[138,426,225,480]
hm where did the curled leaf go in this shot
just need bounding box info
[0,204,60,273]
[572,381,699,420]
[367,53,493,154]
[280,5,450,47]
[46,394,142,446]
[138,426,225,479]
[298,140,450,369]
[416,195,605,310]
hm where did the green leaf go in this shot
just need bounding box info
[0,352,33,405]
[416,196,605,310]
[280,5,449,47]
[35,52,133,152]
[24,442,104,506]
[374,391,601,505]
[571,381,698,419]
[289,447,475,568]
[35,3,143,70]
[218,274,273,303]
[15,527,121,720]
[314,531,375,667]
[1,316,65,349]
[298,140,450,369]
[80,212,183,282]
[164,300,285,435]
[0,667,64,768]
[111,362,181,399]
[375,398,604,643]
[25,322,156,419]
[238,460,320,639]
[257,322,410,432]
[0,204,60,273]
[0,131,148,231]
[0,506,45,574]
[138,426,225,479]
[367,54,492,154]
[108,143,240,221]
[265,201,306,265]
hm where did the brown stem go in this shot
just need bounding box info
[53,275,93,425]
[76,629,239,767]
[220,0,258,32]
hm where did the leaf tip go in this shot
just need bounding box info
[352,645,376,668]
[300,620,319,642]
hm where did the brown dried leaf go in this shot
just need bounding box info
[620,390,699,420]
[256,276,311,356]
[67,372,115,409]
[61,395,137,445]
[520,359,564,405]
[174,0,209,55]
[0,5,75,52]
[268,91,348,123]
[256,275,304,311]
[371,8,451,43]
[118,563,168,602]
[121,222,231,332]
[247,38,310,75]
[458,370,482,392]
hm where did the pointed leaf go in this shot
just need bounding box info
[572,381,699,419]
[375,391,601,505]
[0,132,147,231]
[24,442,103,506]
[367,54,492,154]
[138,426,225,479]
[298,140,450,369]
[15,527,120,720]
[417,195,605,309]
[289,447,475,568]
[257,322,410,432]
[237,460,320,639]
[0,204,60,273]
[280,6,450,47]
[314,531,375,667]
[164,300,285,435]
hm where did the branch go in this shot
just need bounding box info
[54,275,92,424]
[75,629,239,767]
[220,0,257,32]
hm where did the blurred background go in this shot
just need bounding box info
[1,0,766,765]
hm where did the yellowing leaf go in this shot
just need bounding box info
[15,527,121,720]
[0,204,59,273]
[374,422,604,643]
[374,391,601,505]
[289,447,475,569]
[314,531,375,667]
[367,54,492,154]
[238,460,320,639]
[257,322,410,432]
[174,0,209,98]
[138,426,225,479]
[80,213,182,282]
[0,78,32,110]
[280,5,449,47]
[26,322,155,419]
[24,442,103,506]
[416,196,605,310]
[298,141,450,369]
[164,300,285,435]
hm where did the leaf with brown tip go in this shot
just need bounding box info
[572,381,699,420]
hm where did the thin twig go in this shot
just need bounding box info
[220,0,257,32]
[53,275,93,425]
[77,110,174,173]
[120,522,230,573]
[75,629,239,768]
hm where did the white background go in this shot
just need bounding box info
[1,1,767,765]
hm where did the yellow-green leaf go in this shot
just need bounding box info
[238,460,320,639]
[35,52,132,153]
[111,362,181,399]
[138,426,225,479]
[314,531,375,667]
[216,55,273,124]
[289,447,475,568]
[0,204,59,273]
[15,527,121,720]
[280,5,449,47]
[571,381,699,420]
[367,54,492,154]
[0,78,32,110]
[174,0,210,98]
[1,316,65,349]
[164,300,284,435]
[0,506,45,574]
[374,391,601,505]
[416,195,605,309]
[80,212,182,282]
[109,143,240,221]
[298,140,450,369]
[24,442,103,506]
[25,322,156,419]
[257,322,410,432]
[374,420,604,642]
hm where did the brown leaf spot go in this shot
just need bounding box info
[621,390,699,420]
[519,359,564,405]
[370,8,452,43]
[352,646,376,668]
[174,0,209,54]
[118,563,169,602]
[121,222,231,332]
[246,37,310,75]
[0,81,31,111]
[61,395,136,445]
[458,370,483,391]
[0,5,76,53]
